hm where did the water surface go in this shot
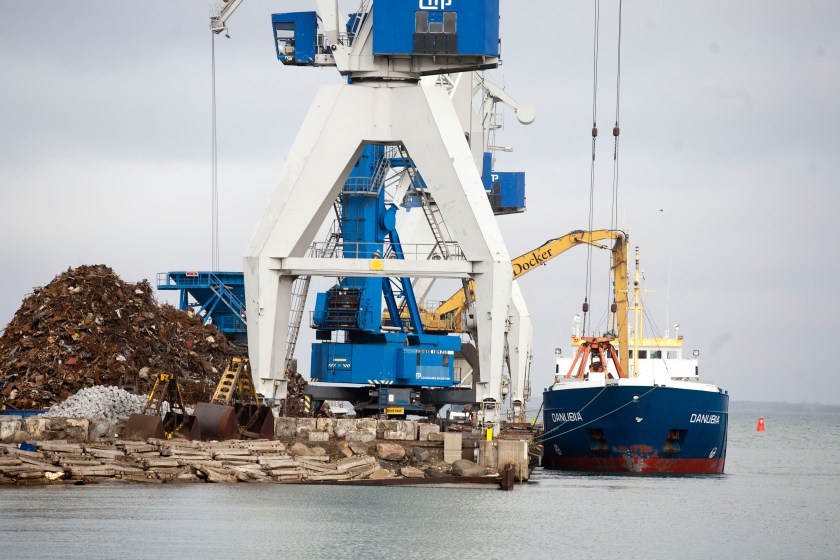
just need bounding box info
[1,411,838,559]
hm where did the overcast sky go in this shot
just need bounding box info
[2,1,838,405]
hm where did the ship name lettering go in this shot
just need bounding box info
[690,413,720,424]
[551,412,583,423]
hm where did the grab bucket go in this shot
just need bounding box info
[193,402,240,441]
[124,413,165,441]
[236,403,275,439]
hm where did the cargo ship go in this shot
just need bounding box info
[541,246,729,474]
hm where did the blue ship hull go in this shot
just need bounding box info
[542,383,729,474]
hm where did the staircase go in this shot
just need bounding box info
[283,205,344,372]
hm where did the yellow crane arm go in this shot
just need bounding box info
[429,230,628,341]
[510,229,623,280]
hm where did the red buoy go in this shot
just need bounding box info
[756,416,766,432]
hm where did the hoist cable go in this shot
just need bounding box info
[211,32,220,271]
[607,0,624,333]
[584,0,601,337]
[611,0,623,234]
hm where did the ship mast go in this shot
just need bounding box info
[631,246,643,378]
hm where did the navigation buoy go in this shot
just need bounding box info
[756,416,765,432]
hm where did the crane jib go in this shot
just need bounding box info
[512,248,555,278]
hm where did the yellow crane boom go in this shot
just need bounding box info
[422,229,629,373]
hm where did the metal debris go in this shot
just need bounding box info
[0,265,237,409]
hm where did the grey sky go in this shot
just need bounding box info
[2,1,838,405]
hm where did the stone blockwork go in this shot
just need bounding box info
[1,414,530,485]
[379,420,418,441]
[418,423,441,441]
[0,417,21,441]
[2,416,121,444]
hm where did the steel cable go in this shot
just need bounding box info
[584,0,601,336]
[211,32,220,271]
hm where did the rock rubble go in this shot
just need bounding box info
[42,386,146,421]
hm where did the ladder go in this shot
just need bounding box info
[211,357,259,405]
[377,385,390,417]
[283,203,344,373]
[368,148,391,197]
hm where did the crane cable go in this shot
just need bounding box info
[211,32,220,271]
[583,0,601,337]
[607,0,624,333]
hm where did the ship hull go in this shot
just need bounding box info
[542,383,728,474]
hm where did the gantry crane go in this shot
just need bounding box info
[222,1,515,432]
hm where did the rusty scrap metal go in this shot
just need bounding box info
[0,265,238,409]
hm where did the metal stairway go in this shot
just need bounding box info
[156,271,247,343]
[208,273,246,319]
[283,204,344,372]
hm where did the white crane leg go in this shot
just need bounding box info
[507,281,533,423]
[244,85,364,401]
[401,86,512,430]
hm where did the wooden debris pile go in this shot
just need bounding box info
[0,438,380,485]
[0,265,238,409]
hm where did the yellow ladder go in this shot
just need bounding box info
[211,357,260,405]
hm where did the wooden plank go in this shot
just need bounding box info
[267,468,303,477]
[295,455,330,462]
[69,466,117,478]
[214,454,259,463]
[336,456,376,472]
[258,459,298,469]
[350,466,378,480]
[119,472,163,483]
[200,466,236,483]
[83,448,125,460]
[15,458,65,473]
[58,459,104,467]
[308,472,352,481]
[297,460,335,473]
[38,442,83,453]
[143,459,181,468]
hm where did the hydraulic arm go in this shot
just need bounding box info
[428,230,629,336]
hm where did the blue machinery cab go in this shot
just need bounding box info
[271,12,320,65]
[309,146,462,415]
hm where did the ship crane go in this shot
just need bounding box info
[240,0,514,431]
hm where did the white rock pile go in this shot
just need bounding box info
[43,386,147,420]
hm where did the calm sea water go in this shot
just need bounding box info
[1,410,838,560]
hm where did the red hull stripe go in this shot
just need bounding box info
[543,456,726,474]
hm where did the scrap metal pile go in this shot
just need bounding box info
[0,265,236,409]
